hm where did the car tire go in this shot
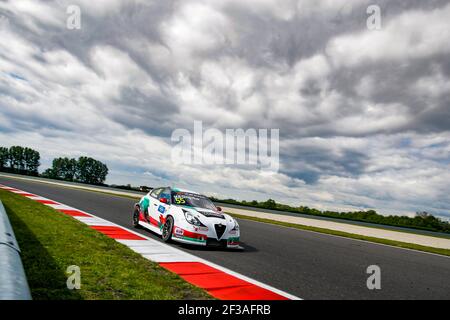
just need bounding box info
[132,206,141,228]
[162,216,174,242]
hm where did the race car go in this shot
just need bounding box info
[132,187,240,249]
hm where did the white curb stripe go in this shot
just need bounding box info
[116,239,202,262]
[27,196,52,201]
[0,186,18,190]
[74,216,116,226]
[10,190,33,194]
[47,203,76,210]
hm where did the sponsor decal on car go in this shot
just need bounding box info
[174,227,184,236]
[173,226,207,243]
[227,237,240,246]
[194,226,209,232]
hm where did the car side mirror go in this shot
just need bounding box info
[216,206,222,212]
[160,198,168,204]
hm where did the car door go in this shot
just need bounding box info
[148,187,171,227]
[155,188,171,223]
[147,187,163,224]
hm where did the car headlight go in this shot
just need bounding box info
[232,218,239,231]
[183,209,205,227]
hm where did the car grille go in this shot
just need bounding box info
[214,223,226,239]
[206,238,227,247]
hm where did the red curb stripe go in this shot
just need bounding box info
[90,226,146,240]
[35,199,59,204]
[19,193,37,197]
[160,262,288,300]
[207,284,289,300]
[58,209,91,217]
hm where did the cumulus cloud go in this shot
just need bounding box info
[326,4,450,66]
[0,0,449,219]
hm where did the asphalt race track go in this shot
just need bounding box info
[1,176,449,300]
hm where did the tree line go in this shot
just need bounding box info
[211,197,450,234]
[0,146,40,175]
[43,156,108,185]
[0,145,109,185]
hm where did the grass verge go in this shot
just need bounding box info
[231,213,450,257]
[0,189,211,300]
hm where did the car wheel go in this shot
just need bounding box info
[132,206,140,228]
[162,216,174,242]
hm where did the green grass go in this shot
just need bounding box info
[230,213,450,257]
[0,189,211,300]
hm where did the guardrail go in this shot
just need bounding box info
[0,200,31,300]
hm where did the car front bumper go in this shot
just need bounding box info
[172,225,240,248]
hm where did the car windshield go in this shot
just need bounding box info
[171,192,217,211]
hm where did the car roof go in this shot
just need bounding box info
[171,187,200,195]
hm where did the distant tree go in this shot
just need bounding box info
[8,146,25,171]
[416,211,430,219]
[41,168,57,179]
[42,156,108,184]
[263,199,277,209]
[0,146,40,175]
[62,158,77,180]
[75,156,108,185]
[48,157,77,181]
[23,147,40,175]
[0,147,8,169]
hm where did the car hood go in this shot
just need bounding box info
[182,206,227,219]
[182,207,236,230]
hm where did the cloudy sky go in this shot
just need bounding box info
[1,0,449,219]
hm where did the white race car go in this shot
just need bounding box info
[132,187,240,249]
